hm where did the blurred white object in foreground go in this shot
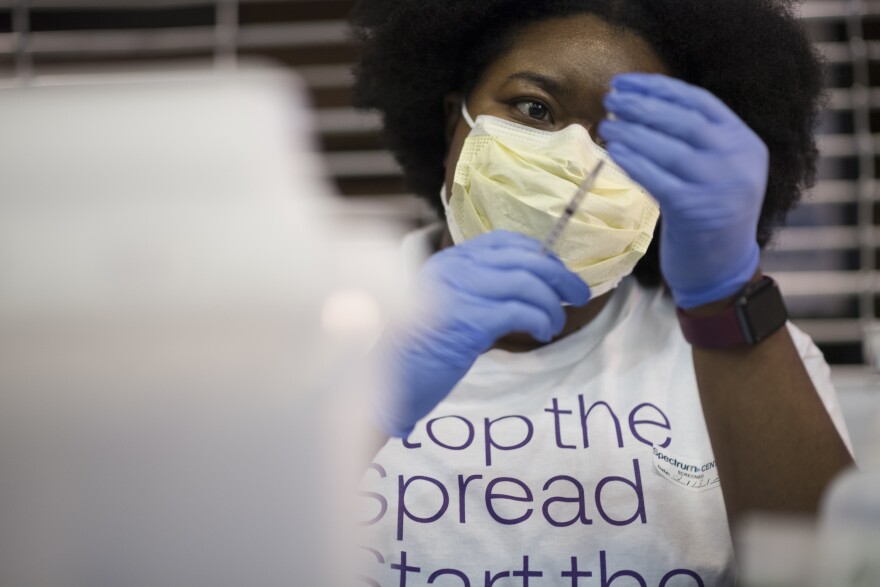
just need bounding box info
[816,409,880,587]
[0,68,405,586]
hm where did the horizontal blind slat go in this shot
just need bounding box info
[0,0,875,355]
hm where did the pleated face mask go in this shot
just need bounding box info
[444,103,660,298]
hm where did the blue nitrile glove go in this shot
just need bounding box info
[599,73,767,309]
[373,230,592,438]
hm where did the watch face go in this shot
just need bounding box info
[741,279,789,344]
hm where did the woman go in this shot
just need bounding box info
[353,1,854,584]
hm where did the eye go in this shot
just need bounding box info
[514,99,553,123]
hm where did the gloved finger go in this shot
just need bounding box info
[453,267,568,333]
[463,229,544,252]
[463,247,592,306]
[603,91,719,150]
[611,73,736,125]
[599,119,701,183]
[606,141,686,211]
[479,299,557,343]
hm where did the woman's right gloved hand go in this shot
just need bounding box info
[373,230,592,438]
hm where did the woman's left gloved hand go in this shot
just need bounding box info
[599,73,767,309]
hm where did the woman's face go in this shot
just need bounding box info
[440,13,669,350]
[443,13,668,202]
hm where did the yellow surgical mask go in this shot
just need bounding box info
[444,103,659,298]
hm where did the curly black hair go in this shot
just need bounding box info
[351,0,823,287]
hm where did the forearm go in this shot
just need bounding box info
[691,313,853,531]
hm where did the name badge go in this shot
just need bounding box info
[652,446,720,492]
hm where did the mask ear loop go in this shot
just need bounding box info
[461,101,476,129]
[444,101,475,210]
[440,100,477,218]
[441,103,476,240]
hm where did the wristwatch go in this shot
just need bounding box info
[676,276,789,349]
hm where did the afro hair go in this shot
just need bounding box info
[351,0,824,287]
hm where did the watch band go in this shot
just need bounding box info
[676,302,749,349]
[676,276,788,349]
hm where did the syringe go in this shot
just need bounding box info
[539,159,605,256]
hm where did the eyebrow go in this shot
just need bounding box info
[506,71,571,97]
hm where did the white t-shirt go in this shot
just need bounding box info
[359,225,852,587]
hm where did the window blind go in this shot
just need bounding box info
[1,0,876,364]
